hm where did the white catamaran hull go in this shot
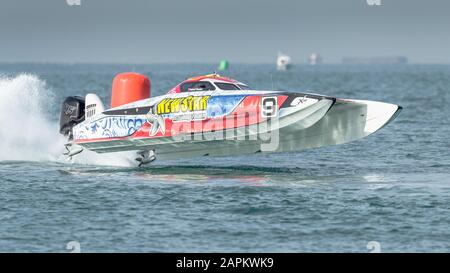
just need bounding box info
[72,97,400,160]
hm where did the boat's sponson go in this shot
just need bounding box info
[72,90,401,159]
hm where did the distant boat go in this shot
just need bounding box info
[342,56,408,65]
[308,53,322,65]
[277,52,292,70]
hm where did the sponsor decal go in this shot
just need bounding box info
[172,112,207,122]
[64,103,77,116]
[73,116,146,140]
[156,96,210,115]
[290,95,308,106]
[206,95,246,118]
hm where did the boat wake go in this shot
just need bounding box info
[0,74,63,161]
[0,74,134,166]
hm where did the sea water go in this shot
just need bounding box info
[0,63,449,252]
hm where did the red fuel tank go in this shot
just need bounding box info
[111,73,150,108]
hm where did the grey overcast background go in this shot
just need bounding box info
[0,0,449,63]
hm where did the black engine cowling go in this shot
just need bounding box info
[59,96,85,139]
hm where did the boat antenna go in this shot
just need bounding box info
[270,73,274,90]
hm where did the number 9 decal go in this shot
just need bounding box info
[261,97,278,118]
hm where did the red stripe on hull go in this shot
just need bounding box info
[75,95,287,144]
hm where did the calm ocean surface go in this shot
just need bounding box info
[0,63,449,252]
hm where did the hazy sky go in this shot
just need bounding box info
[0,0,449,63]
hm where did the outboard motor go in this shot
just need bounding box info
[59,96,85,139]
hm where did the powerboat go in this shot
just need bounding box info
[308,53,322,65]
[60,73,401,166]
[277,53,292,70]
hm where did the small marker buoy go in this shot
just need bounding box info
[218,60,229,71]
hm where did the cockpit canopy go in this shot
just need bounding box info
[168,74,251,93]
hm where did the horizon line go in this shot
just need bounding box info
[1,61,450,65]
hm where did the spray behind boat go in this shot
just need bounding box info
[58,72,153,163]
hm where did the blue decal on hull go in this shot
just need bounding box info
[74,116,146,140]
[207,95,245,118]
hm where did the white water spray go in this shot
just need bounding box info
[0,74,64,161]
[0,74,135,166]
